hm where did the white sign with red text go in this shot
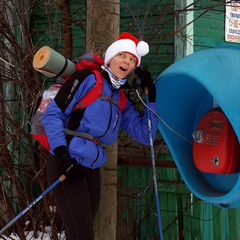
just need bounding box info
[225,1,240,43]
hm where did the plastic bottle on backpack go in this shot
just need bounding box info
[31,83,62,149]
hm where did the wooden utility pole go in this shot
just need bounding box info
[86,1,120,239]
[86,0,119,56]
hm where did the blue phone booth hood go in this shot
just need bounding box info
[155,45,240,208]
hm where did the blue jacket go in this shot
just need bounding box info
[42,70,158,169]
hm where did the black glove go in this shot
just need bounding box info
[54,146,79,179]
[134,67,156,102]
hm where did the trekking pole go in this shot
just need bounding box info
[0,174,66,236]
[145,87,164,240]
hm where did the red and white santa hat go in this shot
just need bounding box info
[104,32,149,67]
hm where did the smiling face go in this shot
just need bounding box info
[108,52,137,79]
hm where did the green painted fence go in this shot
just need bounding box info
[118,163,240,240]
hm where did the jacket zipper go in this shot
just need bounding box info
[91,89,116,167]
[113,113,120,132]
[98,89,116,138]
[91,147,100,167]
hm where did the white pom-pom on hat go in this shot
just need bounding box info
[137,40,149,57]
[104,32,149,67]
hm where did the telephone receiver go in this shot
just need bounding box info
[192,130,205,144]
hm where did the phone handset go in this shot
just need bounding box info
[192,130,205,143]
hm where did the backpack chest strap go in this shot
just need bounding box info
[99,95,120,108]
[64,129,108,148]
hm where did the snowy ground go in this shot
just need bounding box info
[0,228,66,240]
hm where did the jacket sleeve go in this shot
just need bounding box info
[120,99,159,145]
[42,71,97,152]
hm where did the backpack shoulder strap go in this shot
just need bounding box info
[73,70,104,110]
[73,71,127,112]
[119,89,128,112]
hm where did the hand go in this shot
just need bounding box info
[134,67,156,102]
[54,146,79,179]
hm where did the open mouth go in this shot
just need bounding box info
[119,66,127,72]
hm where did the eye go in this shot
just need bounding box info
[130,57,136,63]
[119,53,125,58]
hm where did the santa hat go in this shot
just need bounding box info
[104,32,149,67]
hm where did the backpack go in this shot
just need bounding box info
[31,52,128,151]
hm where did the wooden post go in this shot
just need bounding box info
[94,142,118,239]
[86,0,120,54]
[86,1,120,239]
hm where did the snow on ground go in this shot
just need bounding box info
[0,227,66,240]
[1,231,65,240]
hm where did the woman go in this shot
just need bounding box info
[42,32,158,240]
